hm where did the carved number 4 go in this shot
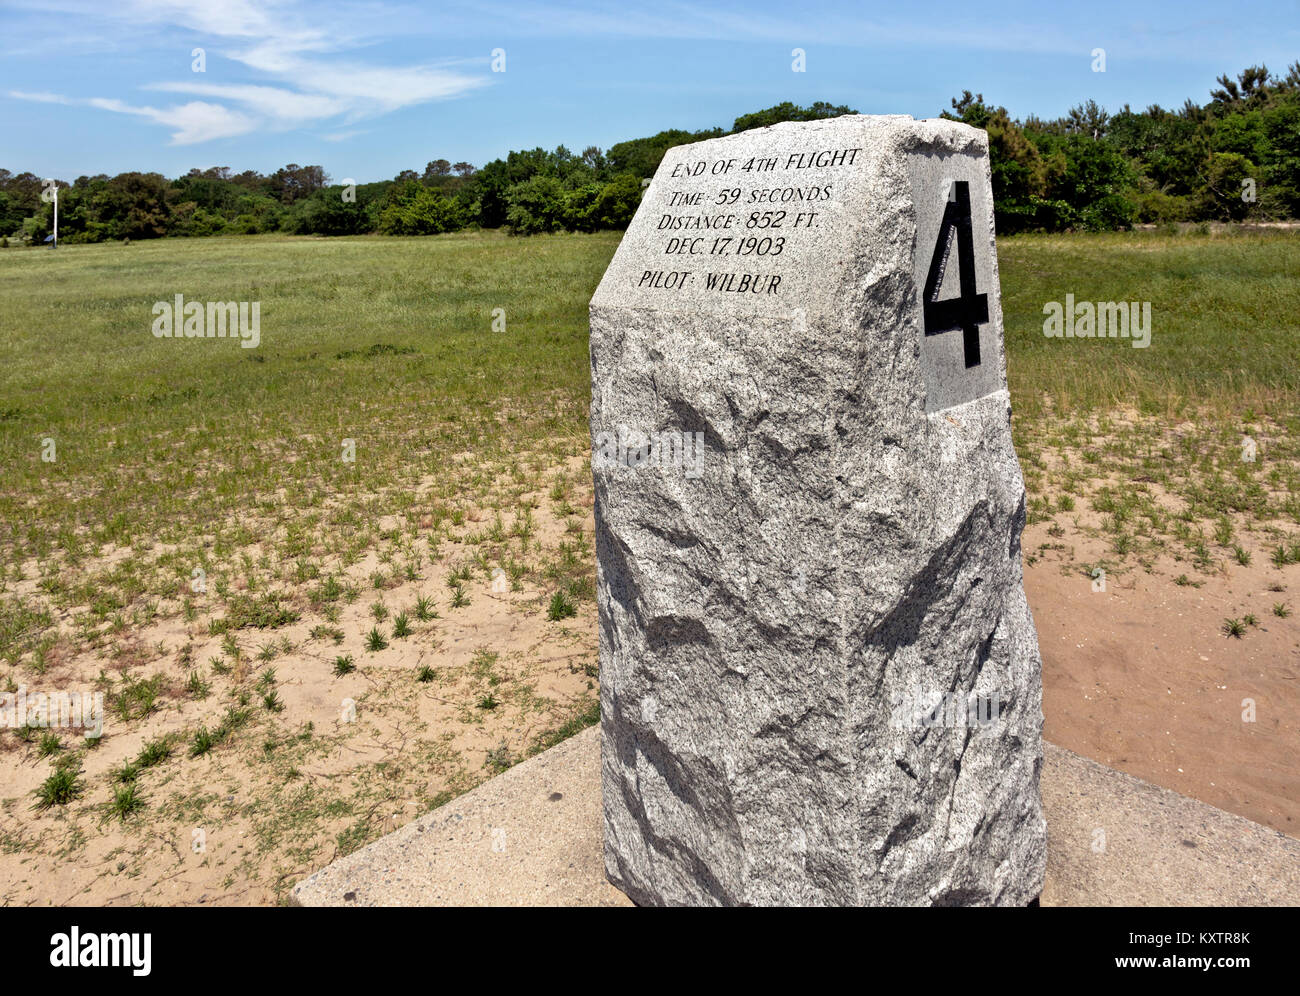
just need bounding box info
[923,180,988,369]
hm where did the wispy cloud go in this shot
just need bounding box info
[88,98,259,145]
[8,91,77,105]
[6,0,488,144]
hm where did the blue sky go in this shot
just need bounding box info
[3,0,1298,183]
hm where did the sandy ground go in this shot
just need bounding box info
[1028,522,1300,837]
[0,458,599,906]
[2,460,1296,905]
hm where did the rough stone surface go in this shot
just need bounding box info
[589,114,1046,906]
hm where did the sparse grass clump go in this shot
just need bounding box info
[1271,543,1300,568]
[310,624,346,645]
[485,740,515,773]
[36,731,62,758]
[109,782,145,821]
[547,591,577,621]
[392,612,412,638]
[112,673,165,722]
[136,736,172,769]
[210,592,300,633]
[190,726,214,757]
[186,670,211,699]
[34,762,82,809]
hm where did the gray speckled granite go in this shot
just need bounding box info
[590,114,1045,905]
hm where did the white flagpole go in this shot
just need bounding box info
[53,184,58,248]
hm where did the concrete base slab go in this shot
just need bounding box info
[292,728,631,907]
[291,727,1300,906]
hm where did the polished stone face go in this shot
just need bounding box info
[591,115,1046,906]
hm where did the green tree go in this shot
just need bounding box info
[377,182,462,235]
[731,101,856,133]
[504,175,567,234]
[99,172,172,239]
[1193,152,1257,220]
[592,174,644,230]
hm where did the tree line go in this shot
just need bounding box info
[2,64,1297,246]
[943,63,1300,231]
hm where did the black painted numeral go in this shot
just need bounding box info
[923,181,988,369]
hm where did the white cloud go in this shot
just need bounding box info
[8,90,76,105]
[87,97,259,144]
[146,83,349,126]
[6,0,487,144]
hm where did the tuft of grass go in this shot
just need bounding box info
[112,673,165,722]
[485,740,515,773]
[1222,617,1246,638]
[310,624,346,645]
[529,698,600,756]
[186,670,211,699]
[547,591,577,621]
[189,725,216,757]
[1271,544,1300,568]
[413,594,438,621]
[392,612,412,638]
[36,731,62,758]
[365,627,388,652]
[137,736,172,769]
[112,760,140,785]
[34,763,82,809]
[332,654,356,676]
[109,782,145,821]
[210,591,300,632]
[416,665,436,683]
[1273,602,1291,618]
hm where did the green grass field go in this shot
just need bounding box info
[1000,229,1300,418]
[1,227,1298,666]
[0,231,614,661]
